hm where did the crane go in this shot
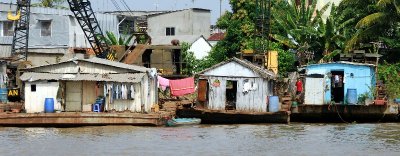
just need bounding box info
[10,0,31,61]
[67,0,115,61]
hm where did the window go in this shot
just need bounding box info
[166,27,175,36]
[31,84,36,92]
[40,20,52,37]
[1,21,14,36]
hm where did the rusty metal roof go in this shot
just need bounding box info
[20,72,145,83]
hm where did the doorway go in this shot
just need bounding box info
[197,79,209,108]
[225,80,237,110]
[331,71,344,103]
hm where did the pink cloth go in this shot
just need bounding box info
[169,77,195,96]
[158,76,170,90]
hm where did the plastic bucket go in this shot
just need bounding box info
[0,88,7,103]
[268,96,280,113]
[44,98,55,113]
[347,88,357,105]
[292,101,298,107]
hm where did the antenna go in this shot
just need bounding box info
[154,0,159,11]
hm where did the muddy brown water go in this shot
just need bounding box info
[0,123,399,156]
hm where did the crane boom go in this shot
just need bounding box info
[67,0,115,60]
[11,0,31,61]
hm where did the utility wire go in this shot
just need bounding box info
[111,0,122,12]
[120,0,135,17]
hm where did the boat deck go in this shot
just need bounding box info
[0,112,173,127]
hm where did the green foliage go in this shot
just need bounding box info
[270,42,296,76]
[378,62,400,99]
[180,42,197,76]
[100,31,133,46]
[32,0,65,8]
[271,0,348,63]
[342,0,400,51]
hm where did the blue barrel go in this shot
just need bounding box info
[0,88,7,103]
[44,98,54,113]
[347,89,357,105]
[269,96,280,112]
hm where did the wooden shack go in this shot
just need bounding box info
[196,57,276,112]
[20,54,157,113]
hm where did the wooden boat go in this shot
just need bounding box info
[166,118,201,127]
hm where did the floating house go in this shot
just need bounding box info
[196,57,276,112]
[303,62,376,105]
[20,54,157,113]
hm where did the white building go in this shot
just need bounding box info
[188,36,212,59]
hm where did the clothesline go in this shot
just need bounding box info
[158,76,195,96]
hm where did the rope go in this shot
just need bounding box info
[331,102,350,123]
[376,104,388,123]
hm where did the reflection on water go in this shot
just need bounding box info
[0,123,399,156]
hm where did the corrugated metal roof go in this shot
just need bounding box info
[305,61,376,68]
[198,57,276,79]
[27,56,151,73]
[20,72,145,83]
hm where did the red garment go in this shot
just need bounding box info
[296,80,303,92]
[169,77,195,96]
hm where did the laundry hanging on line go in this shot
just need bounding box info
[169,77,195,96]
[104,82,135,102]
[158,76,170,91]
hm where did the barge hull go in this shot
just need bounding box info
[0,112,171,127]
[177,108,290,124]
[292,104,399,123]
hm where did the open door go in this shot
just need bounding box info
[197,79,209,108]
[331,71,344,103]
[225,80,237,110]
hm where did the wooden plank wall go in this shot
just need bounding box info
[206,76,271,112]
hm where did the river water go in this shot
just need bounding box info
[0,123,399,156]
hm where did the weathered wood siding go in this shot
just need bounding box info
[203,62,260,78]
[206,76,271,112]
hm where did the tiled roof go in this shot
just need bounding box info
[207,33,225,41]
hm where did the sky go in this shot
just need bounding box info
[27,0,232,24]
[90,0,231,24]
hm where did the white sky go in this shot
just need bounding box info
[28,0,231,24]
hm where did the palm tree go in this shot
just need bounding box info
[345,0,399,51]
[318,3,354,61]
[272,0,330,63]
[101,31,134,46]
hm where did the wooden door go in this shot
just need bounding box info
[304,78,325,105]
[197,79,208,102]
[65,81,83,112]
